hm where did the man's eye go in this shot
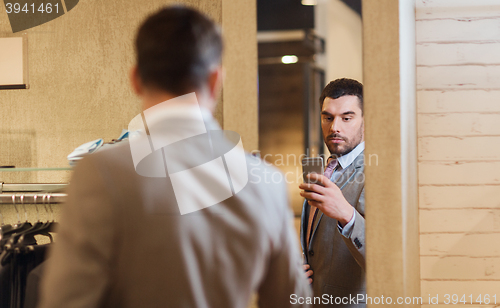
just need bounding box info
[343,118,351,121]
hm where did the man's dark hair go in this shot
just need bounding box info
[319,78,363,113]
[135,6,223,95]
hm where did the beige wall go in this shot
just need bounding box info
[222,0,258,152]
[416,0,500,306]
[315,0,363,84]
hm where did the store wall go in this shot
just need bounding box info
[0,0,257,184]
[221,0,258,154]
[416,0,500,305]
[315,0,363,84]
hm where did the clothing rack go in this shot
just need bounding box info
[0,183,67,193]
[0,193,66,205]
[0,183,67,205]
[0,183,64,308]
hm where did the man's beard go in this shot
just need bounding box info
[324,129,363,158]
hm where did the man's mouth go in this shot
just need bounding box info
[329,137,345,144]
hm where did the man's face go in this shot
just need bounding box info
[321,95,364,157]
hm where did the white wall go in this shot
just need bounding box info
[315,0,363,84]
[416,0,500,305]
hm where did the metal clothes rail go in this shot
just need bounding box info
[0,193,67,204]
[0,182,67,204]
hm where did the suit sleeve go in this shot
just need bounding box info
[257,185,312,308]
[39,156,116,308]
[341,187,365,271]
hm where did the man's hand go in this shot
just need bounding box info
[303,264,313,284]
[299,173,354,226]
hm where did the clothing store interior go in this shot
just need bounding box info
[1,0,498,307]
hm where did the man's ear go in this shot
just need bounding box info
[207,66,223,100]
[130,66,143,96]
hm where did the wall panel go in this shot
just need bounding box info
[416,0,500,303]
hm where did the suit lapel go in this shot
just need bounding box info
[308,152,364,249]
[300,199,310,254]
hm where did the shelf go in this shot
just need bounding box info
[0,167,72,172]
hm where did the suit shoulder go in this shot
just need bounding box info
[243,153,288,204]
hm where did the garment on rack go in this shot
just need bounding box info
[0,222,53,308]
[0,244,49,308]
[0,258,12,308]
[22,262,45,308]
[0,223,33,254]
[67,129,131,166]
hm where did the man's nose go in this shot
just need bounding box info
[330,117,341,133]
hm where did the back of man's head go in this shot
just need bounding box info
[135,6,223,96]
[319,78,363,113]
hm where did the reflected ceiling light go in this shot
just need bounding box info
[281,55,298,64]
[301,0,317,5]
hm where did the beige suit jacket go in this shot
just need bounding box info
[300,152,365,308]
[39,116,311,308]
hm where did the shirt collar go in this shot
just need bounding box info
[142,93,213,129]
[336,141,365,170]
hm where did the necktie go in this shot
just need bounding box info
[306,157,338,248]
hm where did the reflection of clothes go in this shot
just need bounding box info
[0,244,49,308]
[23,262,45,308]
[0,259,11,308]
[39,108,311,308]
[301,148,365,308]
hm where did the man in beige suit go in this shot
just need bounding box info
[299,79,365,307]
[39,7,310,308]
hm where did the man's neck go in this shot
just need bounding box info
[141,88,214,113]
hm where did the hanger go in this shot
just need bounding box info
[38,193,57,237]
[0,198,13,239]
[0,195,32,264]
[12,195,44,246]
[0,193,58,265]
[0,195,32,244]
[16,194,55,246]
